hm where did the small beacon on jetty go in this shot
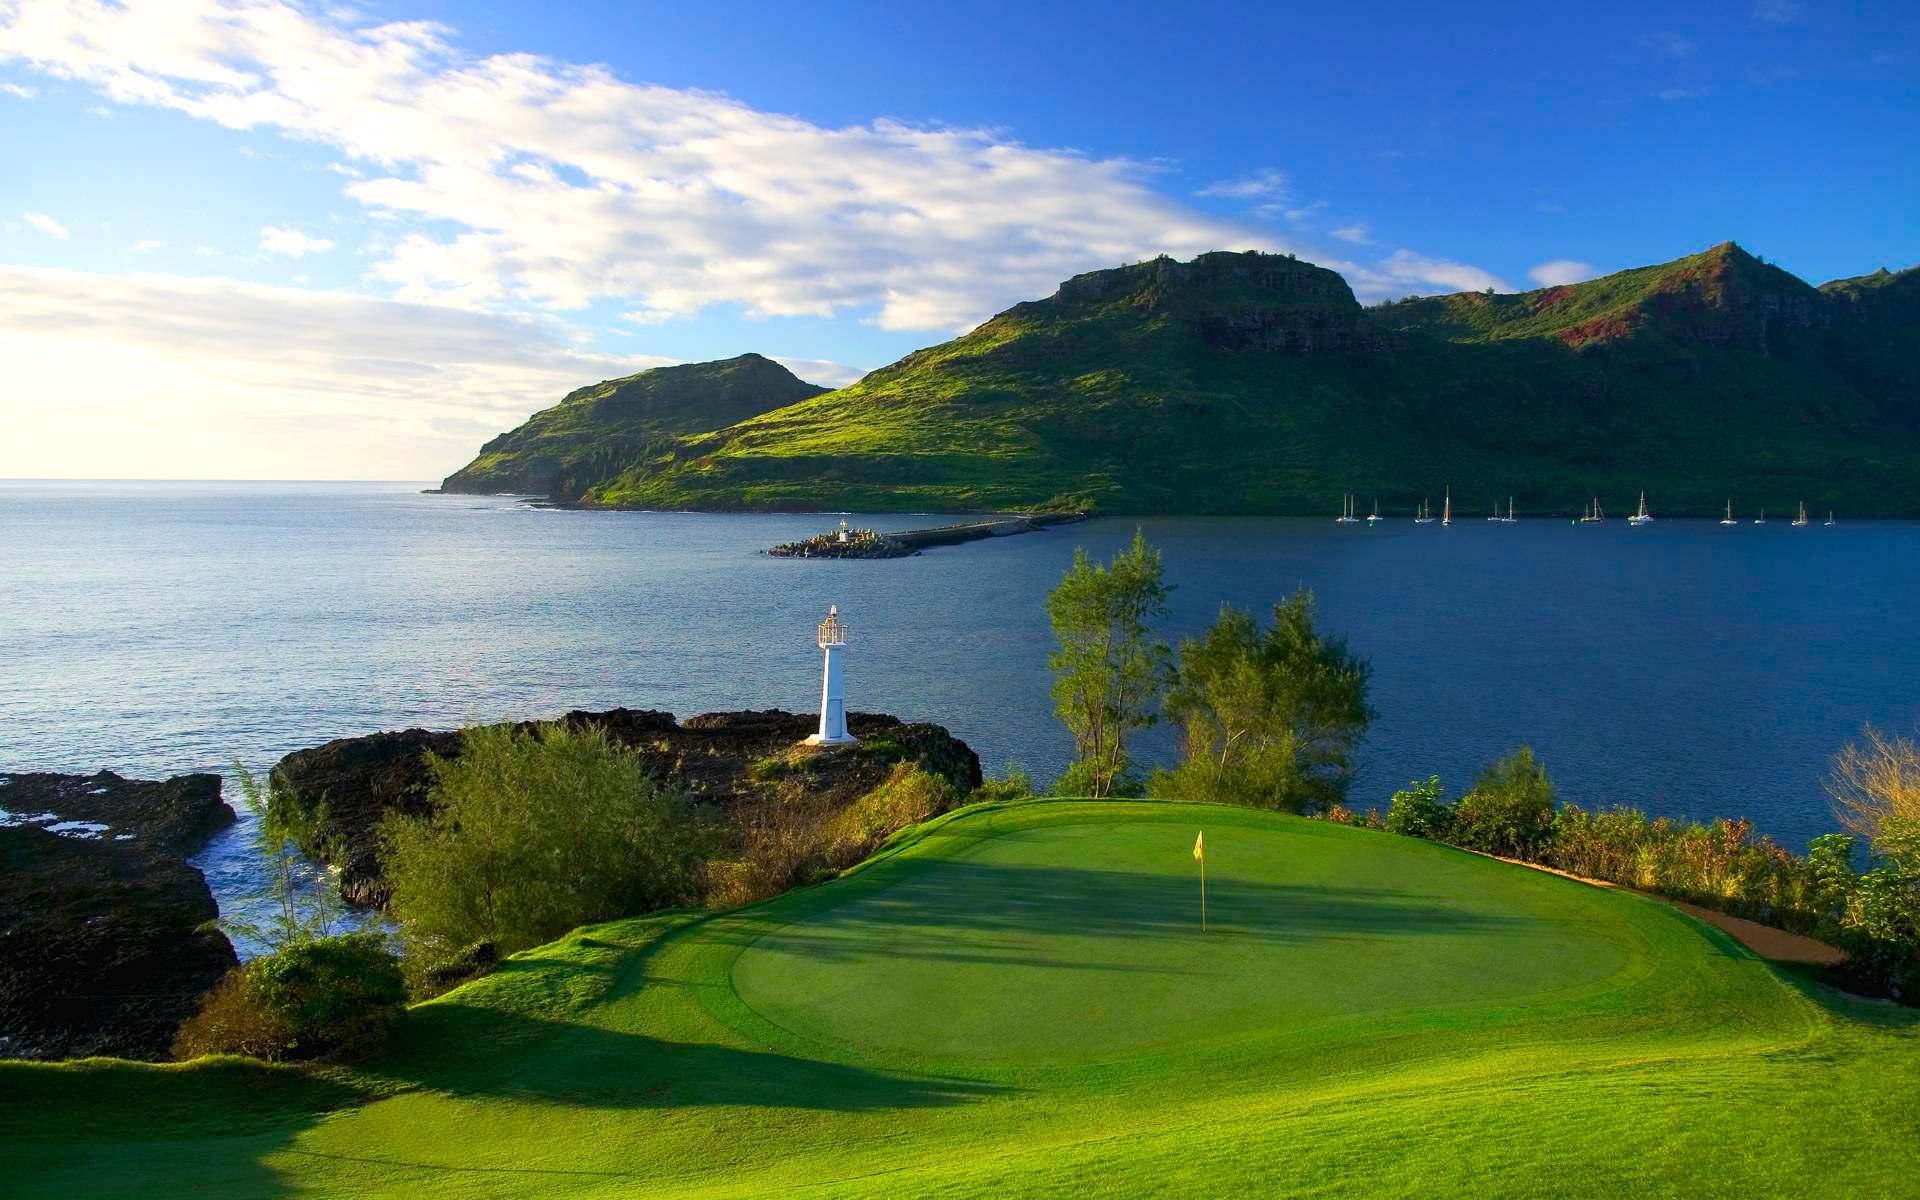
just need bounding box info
[806,604,858,746]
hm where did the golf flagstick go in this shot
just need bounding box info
[1193,830,1205,931]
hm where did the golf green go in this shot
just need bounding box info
[4,799,1915,1199]
[731,813,1635,1062]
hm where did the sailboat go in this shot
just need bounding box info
[1486,499,1503,522]
[1627,492,1654,525]
[1335,493,1360,523]
[1503,496,1518,523]
[1754,508,1767,525]
[1826,511,1837,526]
[1413,498,1436,525]
[1579,496,1604,523]
[1720,500,1737,526]
[1441,486,1452,527]
[1792,501,1810,528]
[1367,499,1382,525]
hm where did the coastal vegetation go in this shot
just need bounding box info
[1045,530,1171,797]
[1153,591,1373,812]
[440,245,1920,516]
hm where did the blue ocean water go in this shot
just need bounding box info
[4,481,1917,941]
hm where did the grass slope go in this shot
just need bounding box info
[439,353,828,501]
[585,247,1920,517]
[4,800,1916,1198]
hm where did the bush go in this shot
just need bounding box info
[174,933,404,1061]
[1449,748,1555,858]
[380,721,708,964]
[1384,776,1450,839]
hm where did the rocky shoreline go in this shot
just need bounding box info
[1,771,238,1061]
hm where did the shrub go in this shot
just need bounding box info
[380,721,708,964]
[174,933,404,1061]
[969,765,1034,806]
[1384,776,1450,839]
[1450,748,1555,858]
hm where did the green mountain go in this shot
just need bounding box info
[439,353,828,499]
[450,245,1920,515]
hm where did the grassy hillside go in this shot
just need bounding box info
[439,353,827,501]
[578,246,1920,517]
[5,800,1915,1198]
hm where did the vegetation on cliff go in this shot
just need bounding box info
[441,244,1920,515]
[438,352,828,501]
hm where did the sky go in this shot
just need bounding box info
[1,0,1915,480]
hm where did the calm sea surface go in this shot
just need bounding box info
[4,481,1918,945]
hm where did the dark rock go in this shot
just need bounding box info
[0,770,234,853]
[273,707,983,908]
[0,825,236,1061]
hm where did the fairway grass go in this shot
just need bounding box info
[4,800,1916,1198]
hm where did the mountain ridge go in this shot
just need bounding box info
[444,245,1920,516]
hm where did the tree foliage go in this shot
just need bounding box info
[1154,591,1372,812]
[1826,725,1920,854]
[1449,747,1556,857]
[1046,529,1171,797]
[221,763,343,953]
[379,721,706,965]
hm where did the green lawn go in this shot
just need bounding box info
[4,800,1916,1198]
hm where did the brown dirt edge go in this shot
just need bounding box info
[1473,851,1847,966]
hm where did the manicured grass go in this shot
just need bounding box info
[3,800,1916,1198]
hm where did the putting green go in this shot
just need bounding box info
[5,799,1916,1200]
[731,812,1637,1062]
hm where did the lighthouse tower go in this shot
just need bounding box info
[805,605,858,746]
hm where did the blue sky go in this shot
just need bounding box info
[1,0,1914,478]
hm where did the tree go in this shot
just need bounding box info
[379,721,706,965]
[1046,529,1171,797]
[1154,591,1373,812]
[221,764,343,953]
[1826,725,1920,856]
[1385,776,1451,838]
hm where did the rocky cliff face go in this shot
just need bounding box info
[274,708,983,908]
[1046,250,1375,353]
[0,772,238,1062]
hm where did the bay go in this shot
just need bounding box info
[4,480,1917,943]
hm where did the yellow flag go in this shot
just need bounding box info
[1193,830,1204,861]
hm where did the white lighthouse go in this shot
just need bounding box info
[805,604,858,746]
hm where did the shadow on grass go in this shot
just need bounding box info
[714,859,1533,971]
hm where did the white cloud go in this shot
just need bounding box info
[771,356,868,390]
[0,81,34,97]
[0,0,1296,333]
[1345,250,1510,299]
[1196,168,1290,201]
[259,225,334,256]
[131,238,166,252]
[22,210,68,238]
[1329,224,1372,245]
[1528,259,1599,287]
[0,265,673,479]
[1751,0,1805,25]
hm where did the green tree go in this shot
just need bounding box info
[221,763,344,953]
[379,721,706,965]
[1451,747,1556,857]
[1046,529,1171,797]
[1385,776,1451,838]
[1154,591,1373,812]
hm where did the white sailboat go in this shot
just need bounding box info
[1792,501,1810,528]
[1413,498,1436,524]
[1754,508,1767,525]
[1579,496,1604,523]
[1367,499,1382,525]
[1627,491,1653,525]
[1720,500,1737,526]
[1335,493,1360,523]
[1503,496,1518,523]
[1442,486,1452,527]
[1826,511,1836,526]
